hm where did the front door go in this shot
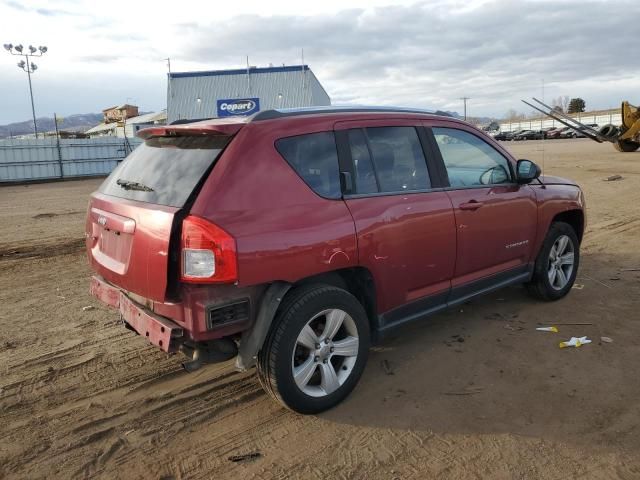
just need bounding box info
[429,125,537,289]
[335,120,457,322]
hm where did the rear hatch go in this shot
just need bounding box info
[86,131,235,302]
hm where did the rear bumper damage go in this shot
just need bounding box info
[89,275,239,369]
[90,275,183,352]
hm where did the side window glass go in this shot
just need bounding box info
[366,127,430,192]
[432,128,512,187]
[347,129,378,194]
[275,131,341,199]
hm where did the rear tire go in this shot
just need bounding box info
[526,222,580,301]
[257,284,370,414]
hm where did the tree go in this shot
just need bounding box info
[568,98,586,113]
[551,95,569,113]
[505,109,526,121]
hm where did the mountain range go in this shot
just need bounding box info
[0,110,495,138]
[0,113,103,138]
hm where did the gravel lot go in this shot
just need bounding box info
[1,138,639,479]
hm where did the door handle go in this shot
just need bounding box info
[459,200,483,211]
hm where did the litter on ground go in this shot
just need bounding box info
[536,326,558,333]
[559,336,592,348]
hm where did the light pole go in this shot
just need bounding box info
[459,96,470,121]
[4,43,48,138]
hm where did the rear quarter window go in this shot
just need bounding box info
[275,131,341,199]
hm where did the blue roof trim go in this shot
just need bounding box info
[170,65,310,79]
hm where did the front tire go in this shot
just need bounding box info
[257,284,370,414]
[526,222,580,301]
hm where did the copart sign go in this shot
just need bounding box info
[217,98,260,117]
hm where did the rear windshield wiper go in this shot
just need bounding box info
[116,178,154,192]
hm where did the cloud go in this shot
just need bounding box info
[35,7,77,16]
[176,0,640,116]
[4,0,27,11]
[75,54,122,63]
[1,0,639,124]
[3,0,78,16]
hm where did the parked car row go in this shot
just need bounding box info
[494,125,599,141]
[493,129,544,141]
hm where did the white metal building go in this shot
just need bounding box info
[86,111,167,138]
[167,65,331,123]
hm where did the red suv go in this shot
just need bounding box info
[86,107,585,413]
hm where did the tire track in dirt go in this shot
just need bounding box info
[1,357,267,479]
[586,217,640,240]
[3,163,640,480]
[0,237,85,262]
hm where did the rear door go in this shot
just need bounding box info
[427,124,537,289]
[86,134,232,302]
[335,119,456,320]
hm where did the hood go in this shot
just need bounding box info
[540,174,578,186]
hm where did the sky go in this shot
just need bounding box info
[0,0,638,125]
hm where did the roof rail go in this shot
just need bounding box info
[251,106,453,121]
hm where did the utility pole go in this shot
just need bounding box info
[53,113,64,178]
[459,96,470,121]
[165,58,171,121]
[4,43,48,138]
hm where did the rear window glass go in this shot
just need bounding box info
[275,131,341,199]
[99,135,230,207]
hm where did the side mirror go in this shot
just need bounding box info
[516,159,541,184]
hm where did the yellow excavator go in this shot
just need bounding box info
[522,98,640,152]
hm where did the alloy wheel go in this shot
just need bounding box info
[291,309,359,397]
[547,234,575,290]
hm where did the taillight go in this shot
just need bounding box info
[180,215,237,284]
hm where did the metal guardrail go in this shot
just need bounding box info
[0,137,142,183]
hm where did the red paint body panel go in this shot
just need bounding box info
[86,193,177,303]
[191,122,358,286]
[344,193,456,313]
[420,119,541,286]
[446,185,538,284]
[530,182,585,255]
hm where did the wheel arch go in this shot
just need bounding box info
[236,267,378,370]
[552,209,585,243]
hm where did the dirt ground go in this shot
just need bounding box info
[1,139,639,479]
